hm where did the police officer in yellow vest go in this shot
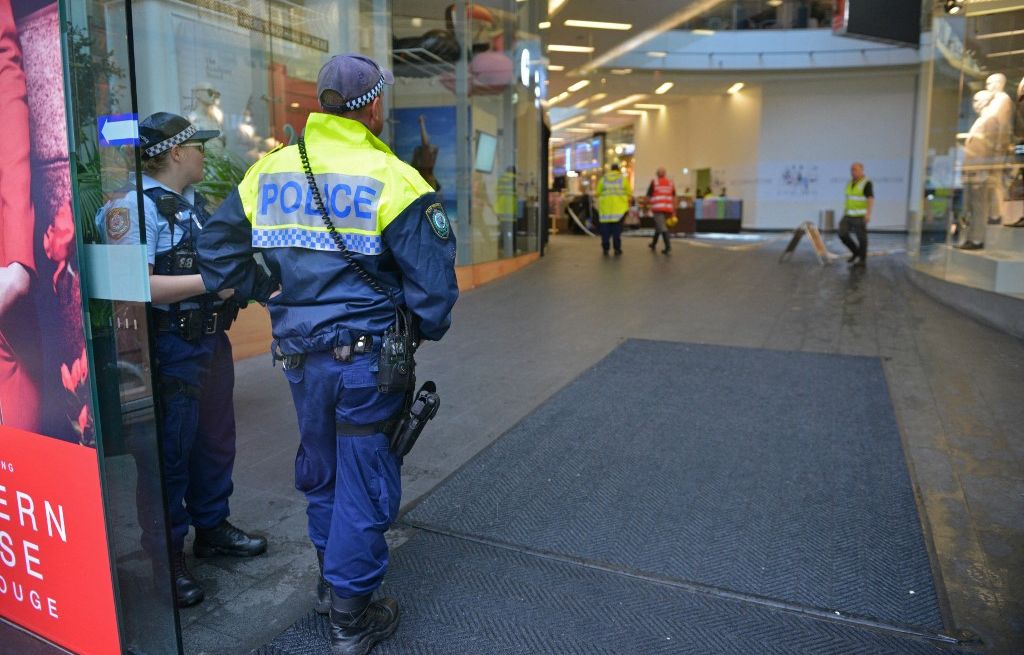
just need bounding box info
[198,53,458,655]
[595,163,632,256]
[496,165,516,257]
[839,162,873,267]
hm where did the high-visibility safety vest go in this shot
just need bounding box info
[198,113,459,353]
[650,176,675,214]
[596,171,633,223]
[496,170,516,222]
[844,177,871,217]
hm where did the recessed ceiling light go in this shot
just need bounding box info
[573,92,607,108]
[410,17,423,27]
[987,48,1024,58]
[692,29,715,36]
[647,51,668,58]
[567,80,591,92]
[767,0,782,7]
[727,82,744,94]
[582,123,609,129]
[595,94,649,114]
[539,21,551,29]
[977,28,1024,40]
[548,44,596,53]
[552,114,586,130]
[547,91,570,106]
[548,64,565,71]
[565,128,592,133]
[634,103,666,109]
[655,82,674,94]
[564,19,632,31]
[618,109,647,115]
[610,68,633,75]
[549,0,568,14]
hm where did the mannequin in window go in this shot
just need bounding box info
[959,90,998,249]
[187,83,225,152]
[985,74,1014,226]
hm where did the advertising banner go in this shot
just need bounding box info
[1,0,121,652]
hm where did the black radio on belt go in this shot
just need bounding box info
[376,307,415,394]
[156,194,200,274]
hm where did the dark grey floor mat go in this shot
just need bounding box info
[252,531,966,655]
[405,340,944,630]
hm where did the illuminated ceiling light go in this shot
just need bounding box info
[943,0,963,14]
[610,68,633,75]
[564,19,632,30]
[410,17,423,27]
[692,29,715,35]
[548,44,595,53]
[549,0,568,14]
[647,51,668,58]
[573,92,607,108]
[565,127,592,133]
[573,0,732,76]
[618,109,648,115]
[655,82,674,94]
[634,103,666,109]
[767,0,782,6]
[727,82,744,94]
[582,122,609,129]
[547,91,570,106]
[550,137,566,142]
[987,48,1024,58]
[539,21,551,29]
[596,93,649,114]
[552,114,587,130]
[567,80,591,92]
[548,64,565,71]
[977,28,1024,40]
[290,102,300,108]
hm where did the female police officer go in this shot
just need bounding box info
[97,113,266,607]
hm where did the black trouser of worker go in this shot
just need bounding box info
[599,218,624,253]
[838,215,867,261]
[651,212,671,250]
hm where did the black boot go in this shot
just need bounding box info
[315,550,331,615]
[330,593,400,655]
[194,519,267,558]
[172,552,204,608]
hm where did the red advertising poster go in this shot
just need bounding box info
[0,426,121,654]
[1,0,121,651]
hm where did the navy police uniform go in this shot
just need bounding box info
[99,177,239,555]
[197,89,459,614]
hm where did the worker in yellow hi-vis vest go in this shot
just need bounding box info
[595,163,632,256]
[496,165,516,257]
[838,161,873,268]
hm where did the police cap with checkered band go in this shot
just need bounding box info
[316,54,394,113]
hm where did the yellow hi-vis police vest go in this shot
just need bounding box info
[844,177,871,218]
[237,113,433,255]
[496,171,516,222]
[596,171,632,223]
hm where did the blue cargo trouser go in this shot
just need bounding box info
[283,349,406,599]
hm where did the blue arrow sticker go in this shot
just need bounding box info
[97,113,139,147]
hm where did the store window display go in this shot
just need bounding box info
[914,4,1024,297]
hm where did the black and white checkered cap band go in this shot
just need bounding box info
[144,125,197,158]
[343,75,385,112]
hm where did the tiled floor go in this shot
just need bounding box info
[177,233,1022,655]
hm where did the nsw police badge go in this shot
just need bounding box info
[105,206,130,241]
[426,202,450,241]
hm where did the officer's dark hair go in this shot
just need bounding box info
[320,89,375,124]
[142,149,172,176]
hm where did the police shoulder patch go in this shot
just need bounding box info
[105,206,130,241]
[425,202,450,241]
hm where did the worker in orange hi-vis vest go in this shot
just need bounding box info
[646,167,676,254]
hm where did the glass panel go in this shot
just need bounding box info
[915,4,1024,297]
[64,0,181,650]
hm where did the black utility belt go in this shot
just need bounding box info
[154,304,239,340]
[276,334,375,370]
